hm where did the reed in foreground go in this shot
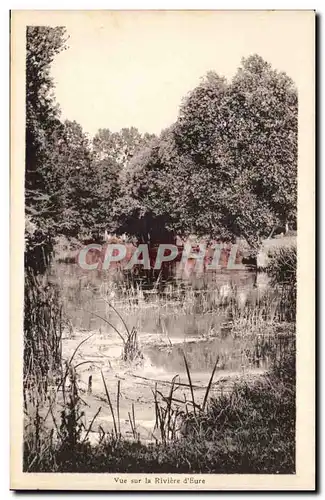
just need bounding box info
[24,348,295,474]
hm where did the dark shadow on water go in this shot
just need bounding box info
[144,332,296,373]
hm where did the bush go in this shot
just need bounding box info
[267,244,297,288]
[266,244,297,322]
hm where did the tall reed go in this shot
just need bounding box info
[24,270,63,401]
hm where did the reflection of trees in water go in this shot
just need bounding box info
[145,330,295,373]
[116,266,262,315]
[121,263,177,294]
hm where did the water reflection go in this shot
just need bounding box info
[144,332,295,373]
[50,260,295,375]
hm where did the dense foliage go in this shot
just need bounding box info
[171,55,297,247]
[267,244,297,288]
[26,28,297,251]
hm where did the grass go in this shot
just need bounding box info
[23,347,295,473]
[176,350,295,473]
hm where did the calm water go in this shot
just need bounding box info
[49,261,294,373]
[50,262,270,330]
[144,331,295,373]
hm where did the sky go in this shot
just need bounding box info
[50,10,314,138]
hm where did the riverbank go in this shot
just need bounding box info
[24,337,295,473]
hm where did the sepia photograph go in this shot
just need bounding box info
[10,9,315,490]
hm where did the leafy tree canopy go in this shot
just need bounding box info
[172,54,297,248]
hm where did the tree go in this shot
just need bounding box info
[93,127,155,168]
[92,127,156,238]
[173,55,298,249]
[111,137,168,243]
[112,126,224,244]
[220,55,297,245]
[26,27,68,228]
[25,26,69,271]
[51,120,100,237]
